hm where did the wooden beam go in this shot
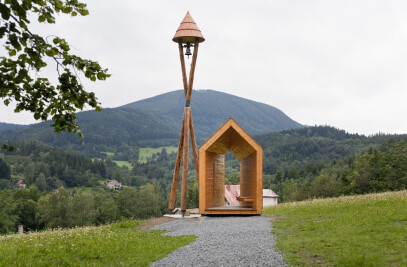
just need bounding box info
[189,112,199,183]
[186,42,199,101]
[168,114,185,211]
[180,108,190,213]
[178,43,188,97]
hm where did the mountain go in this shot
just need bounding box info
[0,122,26,132]
[0,89,302,156]
[122,90,302,138]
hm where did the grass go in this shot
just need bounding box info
[94,154,133,170]
[138,146,177,163]
[114,160,133,170]
[98,147,178,165]
[0,220,195,266]
[264,190,407,266]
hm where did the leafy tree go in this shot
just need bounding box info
[309,173,340,198]
[0,189,17,234]
[116,187,138,218]
[72,192,95,226]
[281,178,299,202]
[37,187,72,228]
[0,158,10,179]
[13,186,41,231]
[35,172,47,191]
[340,140,407,195]
[96,197,118,225]
[187,180,198,209]
[0,178,13,189]
[0,0,110,136]
[135,184,161,219]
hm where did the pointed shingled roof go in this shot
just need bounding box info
[172,11,205,43]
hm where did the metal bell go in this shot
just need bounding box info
[185,43,192,58]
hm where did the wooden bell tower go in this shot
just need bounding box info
[168,11,205,215]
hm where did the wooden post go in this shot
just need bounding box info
[186,42,199,101]
[180,108,190,214]
[168,115,185,211]
[178,43,188,97]
[190,112,199,182]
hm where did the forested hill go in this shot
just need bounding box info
[257,125,407,173]
[0,122,26,132]
[121,89,302,138]
[0,90,302,156]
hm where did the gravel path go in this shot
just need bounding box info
[150,215,286,267]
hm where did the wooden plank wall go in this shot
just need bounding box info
[240,152,257,208]
[201,152,225,209]
[213,154,225,207]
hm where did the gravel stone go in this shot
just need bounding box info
[150,215,286,267]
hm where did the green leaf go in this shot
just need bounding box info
[9,50,16,56]
[62,6,72,14]
[97,72,104,80]
[0,3,10,20]
[0,26,7,38]
[79,9,89,16]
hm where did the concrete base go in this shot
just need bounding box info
[163,214,201,219]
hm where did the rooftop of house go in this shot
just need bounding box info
[225,184,241,206]
[107,180,121,186]
[263,189,279,198]
[225,184,278,205]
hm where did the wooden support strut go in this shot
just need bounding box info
[189,112,199,182]
[168,115,185,211]
[178,43,188,97]
[180,108,190,213]
[186,42,199,102]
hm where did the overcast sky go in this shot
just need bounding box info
[1,0,407,135]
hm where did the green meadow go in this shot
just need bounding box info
[138,146,178,163]
[264,190,407,266]
[0,220,195,266]
[114,160,133,169]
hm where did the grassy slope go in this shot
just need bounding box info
[264,191,407,266]
[0,220,195,266]
[99,146,178,165]
[138,146,177,163]
[114,160,133,169]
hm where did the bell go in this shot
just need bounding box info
[185,43,192,58]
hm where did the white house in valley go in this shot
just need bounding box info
[106,180,122,190]
[262,189,279,207]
